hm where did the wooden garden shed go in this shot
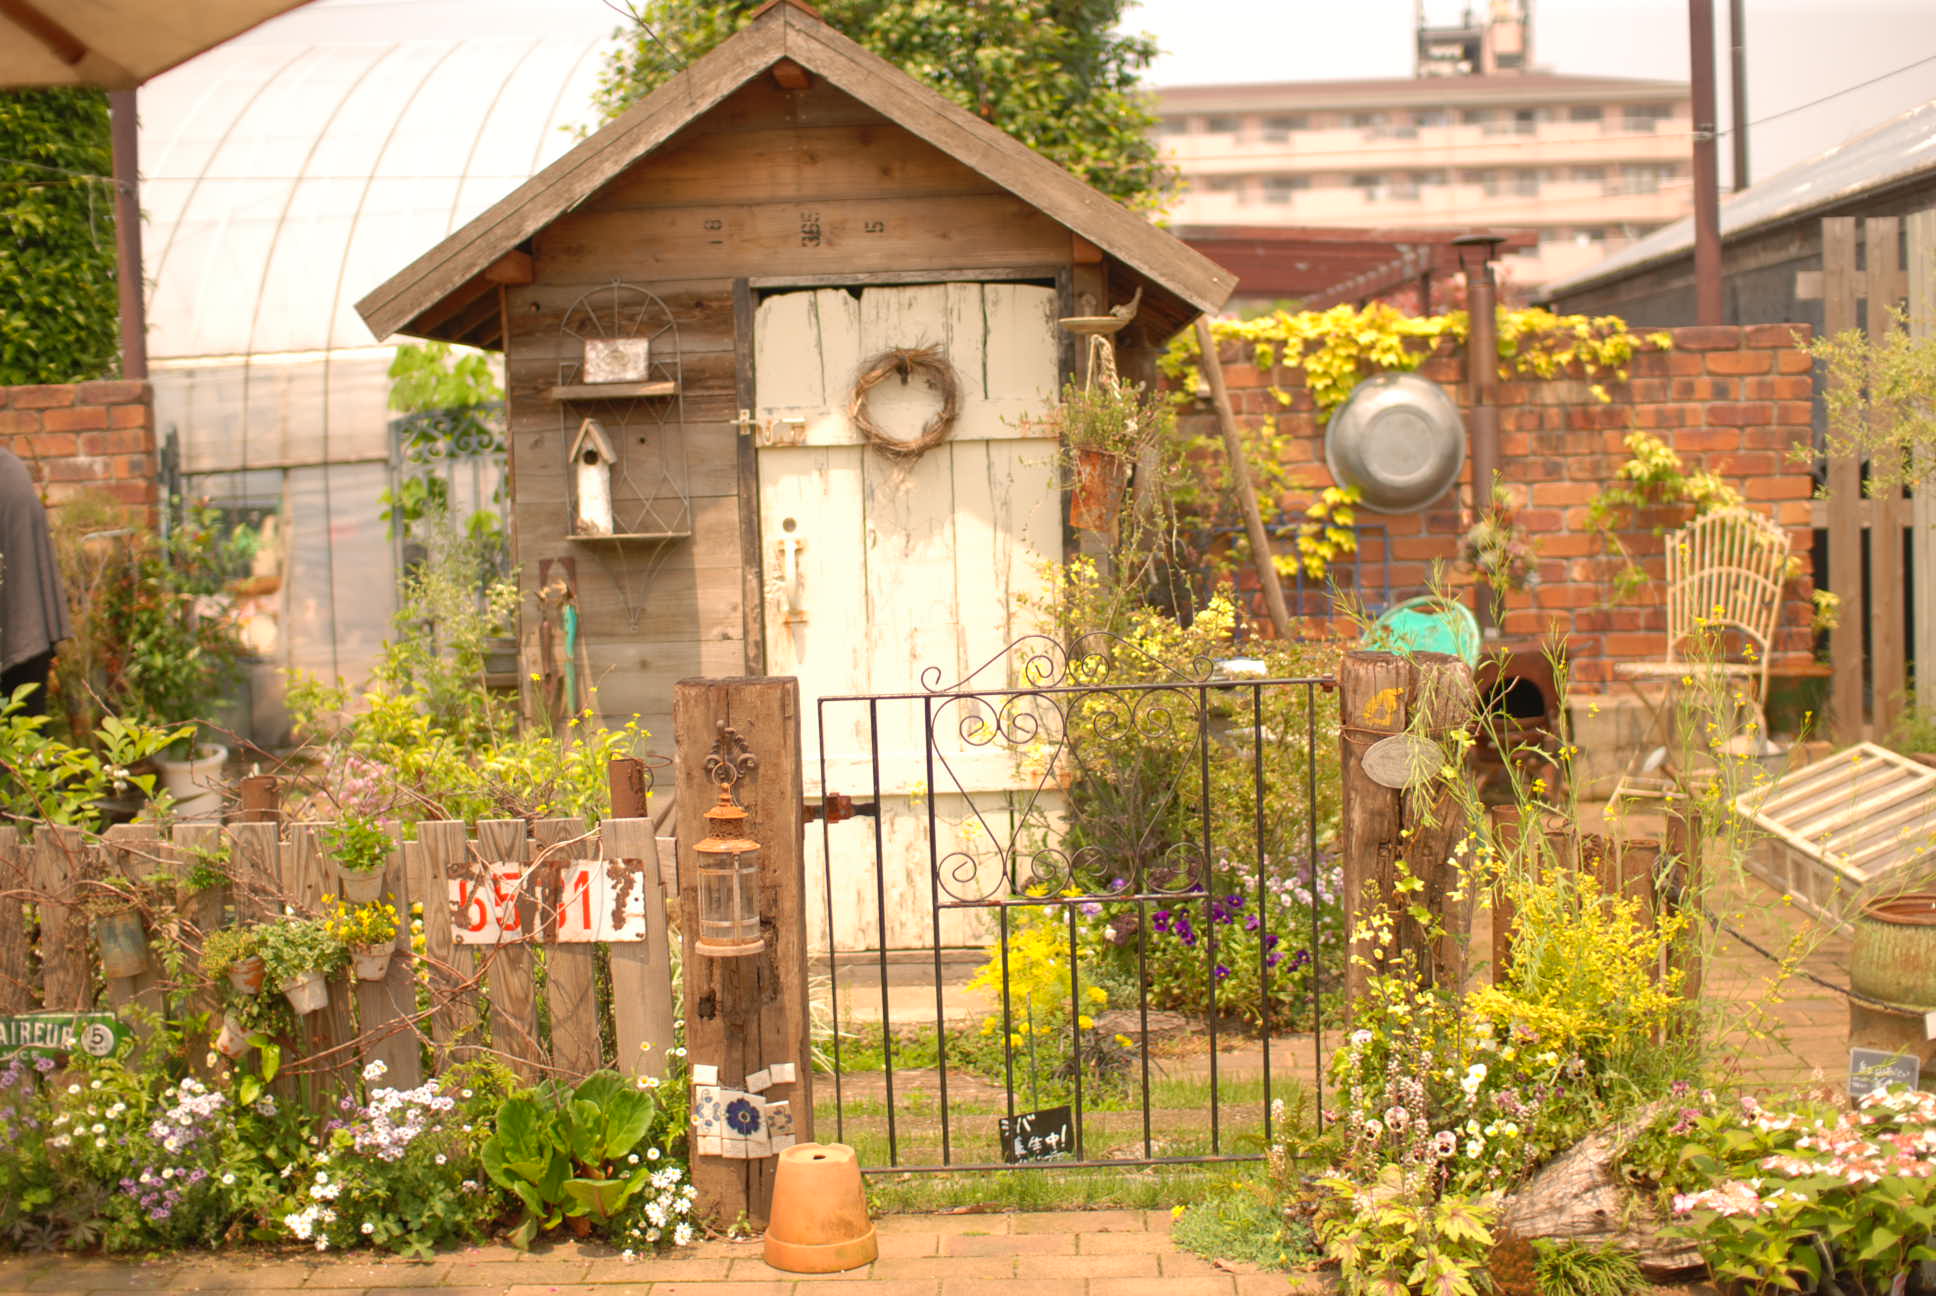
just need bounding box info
[356,0,1232,945]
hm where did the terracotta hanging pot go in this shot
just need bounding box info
[1068,447,1128,538]
[214,1012,250,1061]
[227,954,267,995]
[281,970,330,1016]
[335,866,385,904]
[351,943,395,983]
[92,908,150,979]
[763,1143,877,1273]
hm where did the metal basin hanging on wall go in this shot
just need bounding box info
[1324,372,1466,514]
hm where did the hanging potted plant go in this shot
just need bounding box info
[213,1010,251,1060]
[1461,484,1541,625]
[201,925,266,995]
[82,875,150,980]
[1044,380,1168,539]
[255,918,347,1016]
[324,811,393,903]
[329,898,402,982]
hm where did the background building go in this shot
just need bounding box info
[1154,2,1693,296]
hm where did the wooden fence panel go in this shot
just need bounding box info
[101,824,163,1023]
[1913,212,1936,719]
[1865,215,1910,723]
[354,831,422,1087]
[229,820,279,924]
[415,820,477,1061]
[603,817,675,1079]
[536,817,601,1077]
[35,826,87,1010]
[173,823,226,1050]
[285,823,356,1101]
[0,827,32,1013]
[477,819,544,1080]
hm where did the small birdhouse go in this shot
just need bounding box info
[570,417,617,536]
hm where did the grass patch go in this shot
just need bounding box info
[1172,1177,1318,1272]
[1531,1238,1648,1296]
[864,1163,1235,1213]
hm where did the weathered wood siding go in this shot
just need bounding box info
[505,77,1074,748]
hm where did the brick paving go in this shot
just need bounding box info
[0,1212,1331,1296]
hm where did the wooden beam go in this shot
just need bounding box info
[1910,210,1936,717]
[484,249,535,285]
[1865,216,1910,726]
[1071,233,1103,265]
[732,278,767,677]
[770,57,812,90]
[1823,216,1864,743]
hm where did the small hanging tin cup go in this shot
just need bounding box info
[93,908,150,979]
[693,785,766,958]
[352,942,395,982]
[335,866,385,904]
[281,970,330,1016]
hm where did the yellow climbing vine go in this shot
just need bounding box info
[1162,302,1674,422]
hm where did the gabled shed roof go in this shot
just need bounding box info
[355,1,1235,345]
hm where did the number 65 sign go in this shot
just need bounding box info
[451,861,649,945]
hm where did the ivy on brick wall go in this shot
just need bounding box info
[0,89,119,386]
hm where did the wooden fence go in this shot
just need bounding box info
[0,815,678,1102]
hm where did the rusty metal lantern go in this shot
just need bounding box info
[694,728,766,957]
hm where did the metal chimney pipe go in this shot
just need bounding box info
[1689,0,1725,323]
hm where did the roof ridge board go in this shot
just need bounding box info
[356,11,789,338]
[776,4,1234,311]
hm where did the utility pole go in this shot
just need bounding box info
[1689,0,1725,323]
[1729,0,1749,190]
[108,90,147,380]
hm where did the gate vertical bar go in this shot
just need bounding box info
[1253,682,1273,1145]
[923,693,952,1165]
[817,698,842,1143]
[867,698,897,1163]
[1307,682,1324,1132]
[1067,904,1084,1160]
[1198,684,1219,1154]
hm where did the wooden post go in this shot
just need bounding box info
[237,775,279,823]
[1337,650,1475,1007]
[674,677,811,1230]
[1195,316,1293,640]
[608,758,675,1079]
[1823,217,1864,742]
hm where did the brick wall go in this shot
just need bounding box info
[1178,323,1817,686]
[0,380,158,516]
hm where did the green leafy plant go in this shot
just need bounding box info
[1044,377,1169,458]
[1530,1237,1647,1296]
[0,88,118,384]
[381,342,508,549]
[481,1069,665,1249]
[1172,1178,1316,1271]
[0,686,180,827]
[323,811,391,875]
[1585,431,1745,601]
[198,926,260,982]
[595,0,1173,211]
[252,918,346,989]
[1804,309,1936,496]
[1315,1166,1497,1296]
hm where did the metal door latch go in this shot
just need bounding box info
[803,793,877,823]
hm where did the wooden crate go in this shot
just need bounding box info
[1733,743,1936,927]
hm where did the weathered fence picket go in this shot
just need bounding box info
[0,813,680,1117]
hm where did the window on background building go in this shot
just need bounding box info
[1510,107,1542,134]
[1569,105,1604,123]
[1351,173,1385,201]
[1540,227,1574,245]
[1462,107,1496,127]
[1621,163,1671,193]
[1416,169,1449,188]
[1348,111,1389,132]
[1204,175,1242,193]
[1470,169,1502,196]
[1413,109,1451,129]
[1205,115,1240,134]
[1159,116,1193,135]
[1262,174,1309,204]
[1512,168,1541,197]
[1261,114,1308,141]
[1571,166,1606,186]
[1623,104,1674,131]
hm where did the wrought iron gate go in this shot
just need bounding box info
[810,634,1339,1173]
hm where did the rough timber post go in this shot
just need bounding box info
[674,677,811,1230]
[1338,650,1475,1010]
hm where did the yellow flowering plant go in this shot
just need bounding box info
[327,898,401,949]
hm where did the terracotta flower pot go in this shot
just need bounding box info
[1068,447,1127,538]
[763,1143,877,1274]
[92,908,150,979]
[351,943,394,982]
[335,866,385,904]
[281,970,330,1015]
[227,954,266,995]
[214,1012,249,1060]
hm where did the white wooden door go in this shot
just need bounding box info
[753,283,1061,951]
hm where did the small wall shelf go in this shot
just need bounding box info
[548,380,678,401]
[566,530,692,544]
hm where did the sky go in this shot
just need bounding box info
[1129,0,1936,186]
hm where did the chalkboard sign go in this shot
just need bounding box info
[1849,1047,1921,1101]
[998,1105,1073,1164]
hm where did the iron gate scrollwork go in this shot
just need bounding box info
[814,633,1340,1174]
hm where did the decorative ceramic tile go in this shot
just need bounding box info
[745,1067,772,1093]
[767,1062,797,1086]
[691,1063,719,1087]
[719,1089,768,1160]
[765,1100,794,1137]
[690,1085,722,1135]
[696,1133,724,1158]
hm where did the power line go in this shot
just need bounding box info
[1720,48,1936,138]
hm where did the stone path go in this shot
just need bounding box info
[0,1212,1324,1296]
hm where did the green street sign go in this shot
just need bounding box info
[0,1012,129,1060]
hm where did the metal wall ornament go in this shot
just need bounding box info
[694,725,766,958]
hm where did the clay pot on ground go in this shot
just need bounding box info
[763,1142,877,1273]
